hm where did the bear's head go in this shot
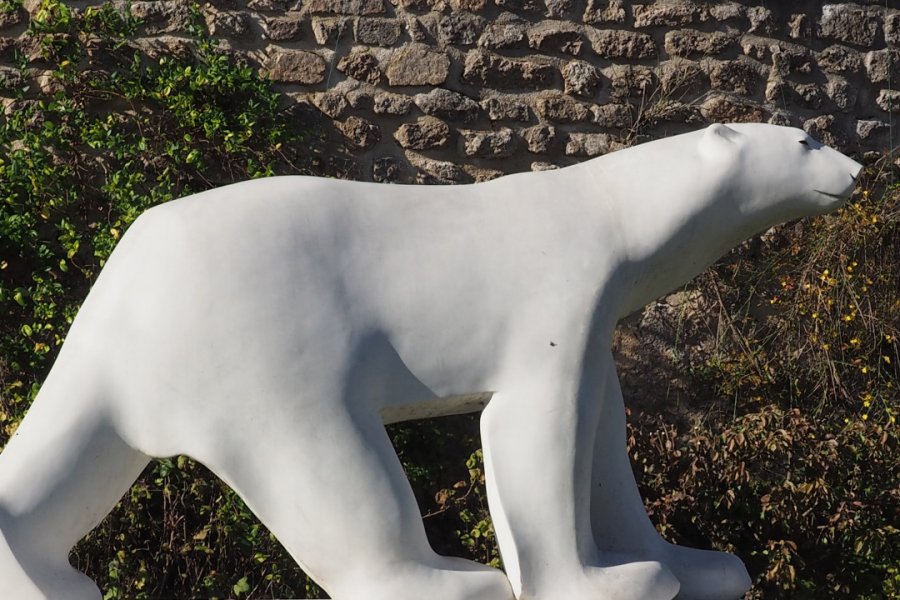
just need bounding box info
[699,123,863,223]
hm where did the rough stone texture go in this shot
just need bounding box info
[438,13,484,45]
[494,0,542,15]
[6,0,894,184]
[592,103,631,128]
[355,18,402,46]
[459,128,518,158]
[887,12,900,45]
[477,15,527,49]
[664,29,734,58]
[522,124,557,153]
[701,94,766,123]
[706,58,765,96]
[876,89,900,113]
[788,13,812,40]
[534,93,591,123]
[563,60,601,98]
[528,21,583,56]
[543,0,574,19]
[817,4,882,47]
[265,48,326,84]
[407,153,467,184]
[131,1,194,35]
[395,116,451,149]
[311,17,352,45]
[337,48,382,84]
[865,49,900,85]
[205,11,253,39]
[264,15,304,41]
[385,44,450,86]
[481,97,530,121]
[589,30,656,60]
[583,0,625,25]
[338,116,381,149]
[827,76,857,112]
[414,88,480,122]
[565,132,620,157]
[0,6,25,29]
[633,2,708,28]
[305,0,385,15]
[373,92,413,115]
[462,49,556,90]
[818,44,863,75]
[311,92,350,118]
[603,65,656,99]
[372,156,400,183]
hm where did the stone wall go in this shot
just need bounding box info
[6,0,900,182]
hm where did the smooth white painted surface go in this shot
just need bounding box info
[0,124,862,600]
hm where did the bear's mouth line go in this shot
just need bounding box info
[814,189,845,201]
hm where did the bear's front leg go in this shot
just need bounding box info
[479,342,679,600]
[590,358,752,600]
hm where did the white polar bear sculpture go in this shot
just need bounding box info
[0,123,861,600]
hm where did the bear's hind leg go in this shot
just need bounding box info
[199,399,514,600]
[590,359,752,600]
[0,366,151,600]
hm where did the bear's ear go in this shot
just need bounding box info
[700,123,741,158]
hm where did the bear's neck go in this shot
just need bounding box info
[578,146,771,318]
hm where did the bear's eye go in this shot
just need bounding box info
[799,140,810,148]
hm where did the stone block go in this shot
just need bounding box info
[603,65,656,99]
[206,11,252,39]
[865,48,900,84]
[374,92,413,115]
[817,44,863,75]
[522,124,557,153]
[337,48,382,84]
[264,14,304,41]
[788,13,812,40]
[265,48,326,84]
[700,94,765,123]
[876,89,900,113]
[407,153,468,183]
[528,21,583,56]
[459,129,519,158]
[311,17,352,45]
[562,60,601,98]
[887,12,900,45]
[565,132,620,157]
[462,49,556,90]
[354,18,401,46]
[589,29,656,60]
[818,4,881,47]
[394,117,451,149]
[305,0,385,15]
[826,76,857,112]
[311,92,350,118]
[481,97,530,121]
[534,93,591,123]
[706,58,765,96]
[591,103,631,128]
[131,1,194,35]
[856,119,889,141]
[495,0,543,15]
[544,0,575,19]
[386,45,450,86]
[478,17,527,49]
[583,0,626,25]
[439,13,485,46]
[633,2,707,28]
[664,30,734,57]
[338,116,381,150]
[413,89,480,122]
[450,0,488,11]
